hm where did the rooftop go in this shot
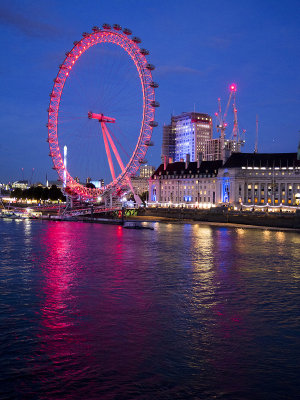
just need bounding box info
[223,153,299,168]
[152,160,223,177]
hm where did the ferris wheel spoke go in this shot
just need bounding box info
[100,122,115,181]
[103,124,125,172]
[108,126,131,160]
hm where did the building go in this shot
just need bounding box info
[162,112,213,163]
[12,180,29,190]
[218,152,300,206]
[203,138,241,162]
[149,156,222,206]
[149,152,300,208]
[130,177,149,195]
[139,165,155,178]
[161,124,175,161]
[91,179,104,188]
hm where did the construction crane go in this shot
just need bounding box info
[215,83,246,148]
[215,84,235,140]
[230,84,246,147]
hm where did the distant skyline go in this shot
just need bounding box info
[0,0,299,183]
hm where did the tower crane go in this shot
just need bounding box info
[215,84,246,150]
[230,84,246,147]
[215,84,235,140]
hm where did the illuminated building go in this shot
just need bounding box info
[218,153,300,206]
[139,165,155,178]
[12,180,29,190]
[90,179,104,189]
[149,152,300,208]
[149,156,222,205]
[162,112,213,162]
[130,177,149,195]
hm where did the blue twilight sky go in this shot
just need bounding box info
[0,0,299,183]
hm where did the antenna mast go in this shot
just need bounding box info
[254,115,258,153]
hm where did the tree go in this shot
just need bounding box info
[49,185,64,201]
[11,188,22,199]
[140,191,149,204]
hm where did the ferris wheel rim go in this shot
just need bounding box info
[47,27,156,199]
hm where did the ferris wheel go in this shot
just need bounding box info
[47,24,159,200]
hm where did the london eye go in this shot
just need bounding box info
[47,24,159,200]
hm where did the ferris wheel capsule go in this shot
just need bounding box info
[132,36,141,44]
[140,48,149,55]
[102,23,111,29]
[123,28,132,35]
[150,81,159,88]
[146,63,155,71]
[145,140,154,146]
[113,24,122,31]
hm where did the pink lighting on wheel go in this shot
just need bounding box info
[47,25,157,200]
[88,112,116,123]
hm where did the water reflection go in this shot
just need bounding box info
[35,222,163,398]
[0,220,299,399]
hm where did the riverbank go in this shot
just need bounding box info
[134,207,300,230]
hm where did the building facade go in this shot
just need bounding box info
[218,153,300,206]
[131,177,149,196]
[162,112,213,162]
[203,138,241,162]
[149,153,300,208]
[161,124,175,161]
[149,158,222,206]
[139,164,155,178]
[12,180,29,190]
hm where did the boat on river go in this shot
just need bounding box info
[123,222,154,230]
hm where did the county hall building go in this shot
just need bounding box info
[149,152,300,208]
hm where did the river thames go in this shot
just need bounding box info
[0,219,299,399]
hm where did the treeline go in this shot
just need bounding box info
[11,185,66,202]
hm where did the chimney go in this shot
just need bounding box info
[185,153,190,169]
[197,152,203,168]
[164,155,169,170]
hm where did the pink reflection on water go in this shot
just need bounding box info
[35,221,160,398]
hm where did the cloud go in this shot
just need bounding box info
[0,5,60,38]
[207,36,232,49]
[156,65,207,76]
